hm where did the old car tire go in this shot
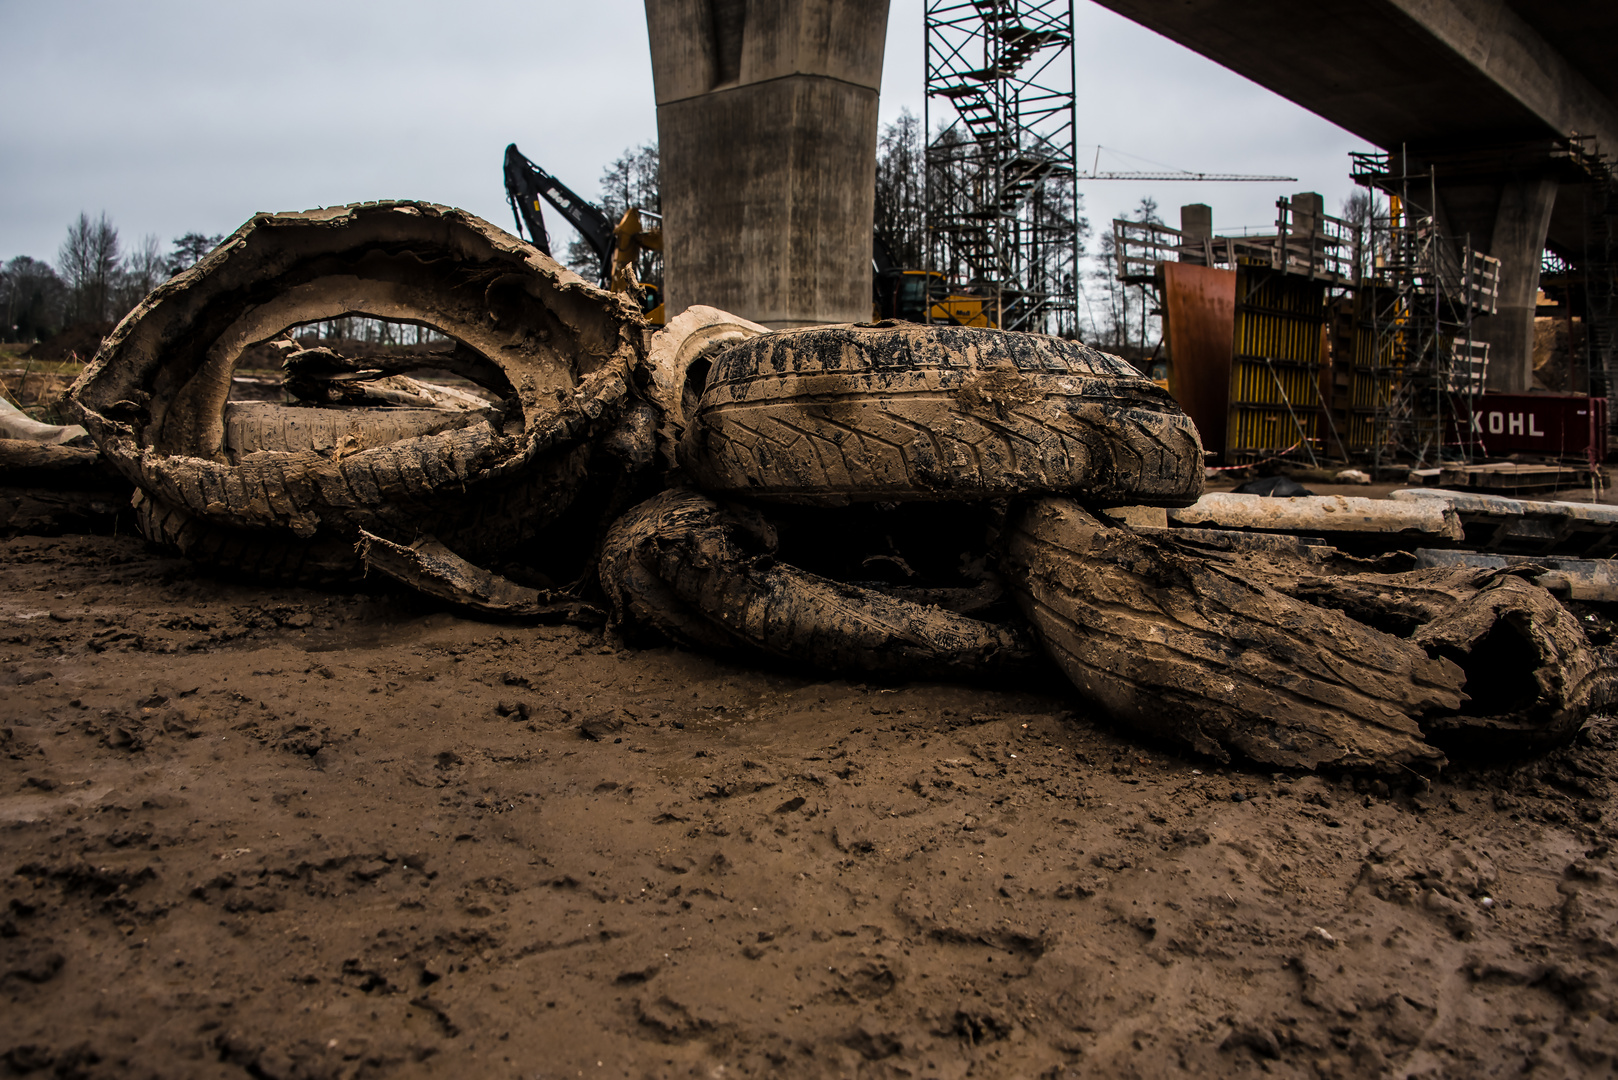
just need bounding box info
[1003,497,1460,772]
[642,305,770,468]
[1214,560,1615,754]
[678,323,1204,506]
[72,201,640,544]
[133,490,361,586]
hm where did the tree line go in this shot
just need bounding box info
[1,215,221,344]
[563,142,662,291]
[873,110,1097,341]
[13,121,1233,351]
[567,115,1114,341]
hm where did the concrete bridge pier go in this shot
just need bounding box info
[1480,176,1558,393]
[644,0,891,328]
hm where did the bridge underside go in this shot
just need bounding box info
[1094,0,1618,392]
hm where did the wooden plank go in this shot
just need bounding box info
[1437,461,1583,492]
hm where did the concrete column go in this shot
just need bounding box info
[1481,176,1557,393]
[644,0,890,328]
[1288,191,1324,237]
[1179,204,1211,264]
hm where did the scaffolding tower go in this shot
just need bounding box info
[924,0,1080,335]
[1349,153,1502,470]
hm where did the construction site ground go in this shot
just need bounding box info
[8,359,1618,1076]
[6,526,1618,1080]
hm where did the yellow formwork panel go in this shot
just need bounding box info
[1225,268,1328,459]
[1346,294,1403,451]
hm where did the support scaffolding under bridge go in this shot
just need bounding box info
[924,0,1081,336]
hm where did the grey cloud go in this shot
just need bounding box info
[2,0,1370,269]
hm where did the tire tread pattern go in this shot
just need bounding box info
[681,324,1204,506]
[1004,497,1456,772]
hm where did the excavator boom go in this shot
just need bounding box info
[503,143,615,287]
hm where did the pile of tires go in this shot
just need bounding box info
[604,315,1609,772]
[70,201,1607,773]
[597,316,1205,685]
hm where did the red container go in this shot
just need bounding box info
[1455,393,1608,466]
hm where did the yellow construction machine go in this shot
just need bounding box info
[871,243,996,327]
[503,143,665,324]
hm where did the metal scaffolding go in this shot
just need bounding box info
[1110,196,1358,463]
[924,0,1080,335]
[1349,152,1501,470]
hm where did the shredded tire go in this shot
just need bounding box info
[1274,567,1617,751]
[357,529,603,624]
[679,322,1204,506]
[1212,558,1615,751]
[130,439,594,584]
[1006,499,1614,771]
[599,489,1041,681]
[219,402,497,460]
[133,489,361,586]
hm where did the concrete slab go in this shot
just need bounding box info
[1392,488,1618,557]
[1168,493,1464,541]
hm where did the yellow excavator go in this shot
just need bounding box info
[503,143,665,324]
[871,240,995,327]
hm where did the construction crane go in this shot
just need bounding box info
[1085,170,1298,181]
[502,143,665,323]
[1080,146,1295,183]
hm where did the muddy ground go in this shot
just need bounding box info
[5,531,1618,1079]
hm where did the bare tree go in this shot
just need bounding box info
[566,143,661,289]
[874,109,926,268]
[1,256,67,343]
[58,212,121,325]
[1087,197,1162,353]
[1340,190,1389,280]
[113,233,168,315]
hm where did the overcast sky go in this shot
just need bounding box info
[0,0,1373,269]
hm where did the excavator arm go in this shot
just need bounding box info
[503,143,616,287]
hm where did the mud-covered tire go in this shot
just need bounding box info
[219,401,497,460]
[1006,499,1616,770]
[0,439,109,488]
[131,439,592,584]
[1209,558,1614,754]
[356,529,603,624]
[71,201,641,543]
[678,323,1204,506]
[642,305,770,467]
[133,490,362,586]
[1404,575,1612,752]
[599,489,1041,681]
[1003,497,1460,772]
